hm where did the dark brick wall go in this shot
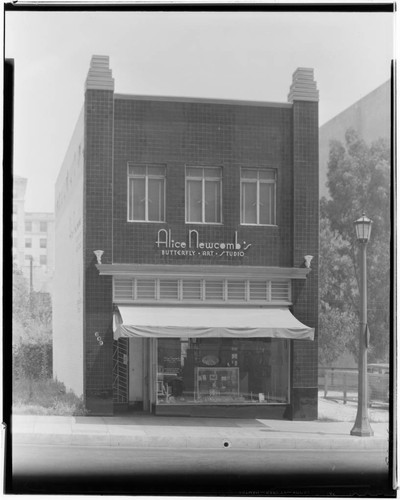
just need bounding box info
[82,92,319,419]
[112,99,293,267]
[83,89,114,414]
[290,101,319,420]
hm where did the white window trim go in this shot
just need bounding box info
[240,168,277,226]
[127,164,166,223]
[185,166,222,224]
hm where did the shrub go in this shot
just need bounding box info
[13,341,52,380]
[12,377,87,416]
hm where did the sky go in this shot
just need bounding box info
[5,9,394,213]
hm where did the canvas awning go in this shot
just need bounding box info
[113,305,314,341]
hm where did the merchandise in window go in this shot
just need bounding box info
[156,338,289,405]
[186,167,222,223]
[128,164,166,222]
[241,168,276,225]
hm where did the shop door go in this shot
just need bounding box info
[128,337,153,411]
[129,337,144,406]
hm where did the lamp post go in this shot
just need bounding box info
[351,213,374,437]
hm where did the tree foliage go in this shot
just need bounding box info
[320,128,390,364]
[12,266,53,379]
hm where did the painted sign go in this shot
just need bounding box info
[155,229,252,258]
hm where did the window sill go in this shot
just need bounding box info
[185,222,224,226]
[240,223,278,228]
[127,220,166,224]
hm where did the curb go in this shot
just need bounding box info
[12,432,388,451]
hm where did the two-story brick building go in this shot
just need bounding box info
[53,55,319,419]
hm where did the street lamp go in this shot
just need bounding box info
[351,213,374,437]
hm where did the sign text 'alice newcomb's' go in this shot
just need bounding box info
[155,229,252,258]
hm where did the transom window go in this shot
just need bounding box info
[186,167,222,224]
[114,277,291,304]
[128,164,166,222]
[241,168,276,225]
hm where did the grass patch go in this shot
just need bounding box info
[13,377,87,416]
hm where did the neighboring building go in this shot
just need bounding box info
[23,212,55,293]
[13,176,55,293]
[53,56,319,419]
[319,80,390,198]
[12,175,27,269]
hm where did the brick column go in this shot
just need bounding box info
[289,68,319,420]
[83,56,115,415]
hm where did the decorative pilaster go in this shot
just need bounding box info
[289,67,319,420]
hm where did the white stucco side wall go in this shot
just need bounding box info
[53,107,85,397]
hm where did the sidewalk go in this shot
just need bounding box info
[11,399,390,451]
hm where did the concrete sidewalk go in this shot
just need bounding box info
[10,414,389,451]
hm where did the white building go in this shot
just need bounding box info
[13,176,55,293]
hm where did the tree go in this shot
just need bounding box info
[319,217,359,364]
[320,128,390,363]
[12,267,53,380]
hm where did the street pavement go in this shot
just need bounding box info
[10,412,389,451]
[11,445,391,496]
[7,399,393,496]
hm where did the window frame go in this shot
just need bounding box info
[127,163,166,223]
[40,238,47,249]
[39,221,48,232]
[185,166,223,224]
[25,238,32,248]
[240,168,277,226]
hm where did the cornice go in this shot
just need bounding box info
[96,263,311,280]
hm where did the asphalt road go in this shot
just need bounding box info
[9,444,393,496]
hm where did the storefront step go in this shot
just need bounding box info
[154,404,289,419]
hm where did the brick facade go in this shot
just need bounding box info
[113,98,293,268]
[57,56,319,419]
[83,89,115,414]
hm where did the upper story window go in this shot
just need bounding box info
[25,221,32,232]
[186,167,222,224]
[241,168,276,226]
[40,255,47,265]
[25,238,32,248]
[40,221,47,232]
[40,238,47,249]
[128,164,166,222]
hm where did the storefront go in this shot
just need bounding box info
[53,56,319,419]
[98,263,314,418]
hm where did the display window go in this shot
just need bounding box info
[156,338,289,405]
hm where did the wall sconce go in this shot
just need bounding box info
[304,255,314,268]
[93,250,104,265]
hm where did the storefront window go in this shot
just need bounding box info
[156,338,289,405]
